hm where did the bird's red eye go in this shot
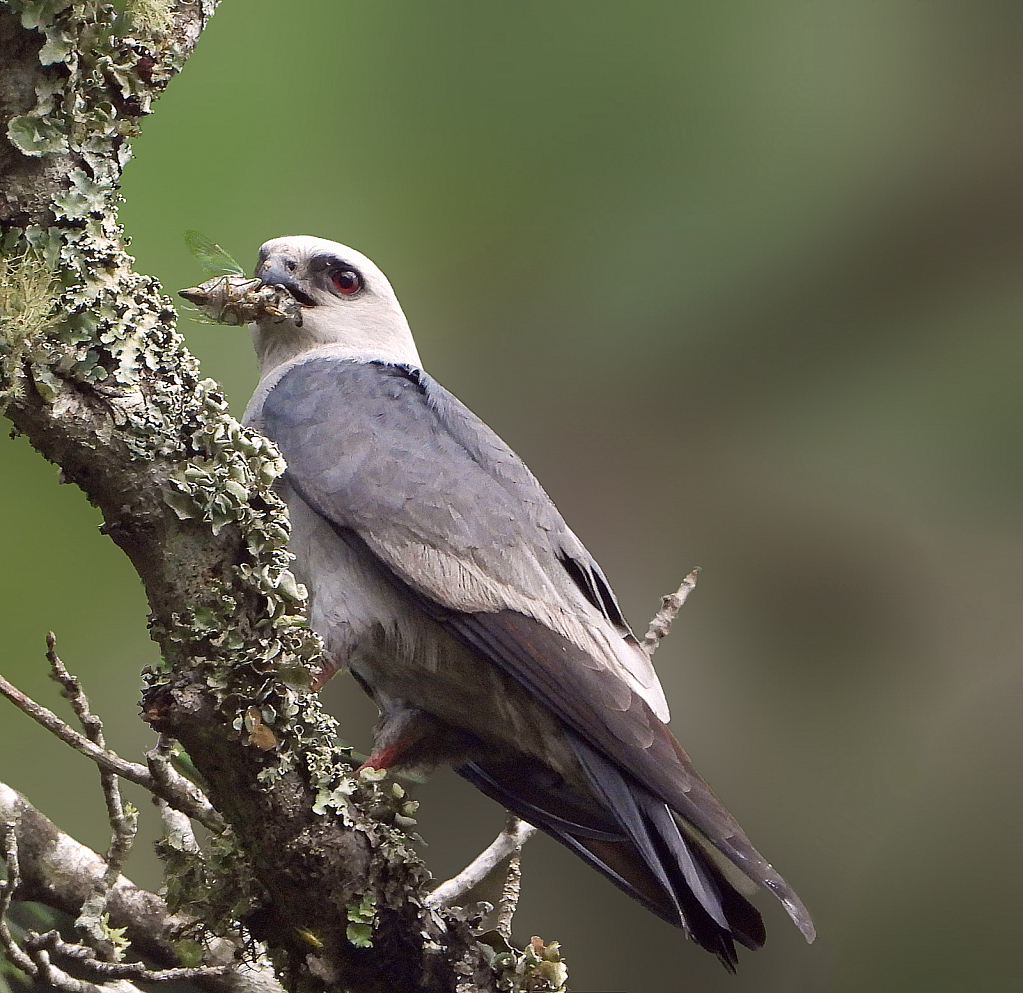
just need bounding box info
[331,268,362,295]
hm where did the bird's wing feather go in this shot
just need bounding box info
[260,357,668,717]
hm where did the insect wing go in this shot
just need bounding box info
[184,229,245,277]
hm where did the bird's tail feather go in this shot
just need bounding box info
[568,734,765,967]
[458,734,765,971]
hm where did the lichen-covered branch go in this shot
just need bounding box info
[0,3,527,991]
[23,929,233,985]
[0,818,38,979]
[2,824,145,993]
[44,632,140,958]
[0,781,285,993]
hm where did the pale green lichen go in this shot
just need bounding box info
[157,825,262,940]
[310,772,357,818]
[487,936,568,993]
[0,244,59,409]
[53,167,109,219]
[345,892,378,949]
[84,913,131,963]
[124,0,173,36]
[159,380,337,764]
[9,3,151,167]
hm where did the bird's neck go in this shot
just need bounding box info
[250,321,423,378]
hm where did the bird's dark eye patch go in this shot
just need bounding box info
[330,267,363,296]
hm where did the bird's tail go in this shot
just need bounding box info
[459,734,766,971]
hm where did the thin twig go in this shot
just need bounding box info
[147,733,216,831]
[25,930,232,983]
[0,822,38,975]
[150,735,202,854]
[0,782,285,993]
[47,634,139,948]
[426,814,537,910]
[640,567,700,658]
[494,813,525,939]
[46,633,106,745]
[0,670,223,832]
[28,945,109,993]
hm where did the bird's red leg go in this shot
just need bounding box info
[358,705,482,775]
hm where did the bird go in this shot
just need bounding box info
[234,235,815,969]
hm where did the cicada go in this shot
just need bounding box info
[178,230,303,327]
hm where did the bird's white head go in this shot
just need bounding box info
[250,236,422,375]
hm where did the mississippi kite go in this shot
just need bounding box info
[234,235,815,969]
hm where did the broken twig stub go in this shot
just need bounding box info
[640,567,700,658]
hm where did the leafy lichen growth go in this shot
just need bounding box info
[156,825,263,943]
[8,0,175,168]
[487,936,568,993]
[345,892,377,949]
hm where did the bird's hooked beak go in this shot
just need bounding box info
[255,254,316,306]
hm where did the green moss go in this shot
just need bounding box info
[124,0,173,36]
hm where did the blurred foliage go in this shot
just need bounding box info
[3,2,1023,990]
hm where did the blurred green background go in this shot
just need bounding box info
[4,1,1023,990]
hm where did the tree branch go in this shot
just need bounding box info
[0,664,223,832]
[427,815,537,923]
[24,930,232,984]
[0,781,283,993]
[0,3,548,990]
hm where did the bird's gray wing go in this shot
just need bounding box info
[260,357,669,719]
[258,357,814,940]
